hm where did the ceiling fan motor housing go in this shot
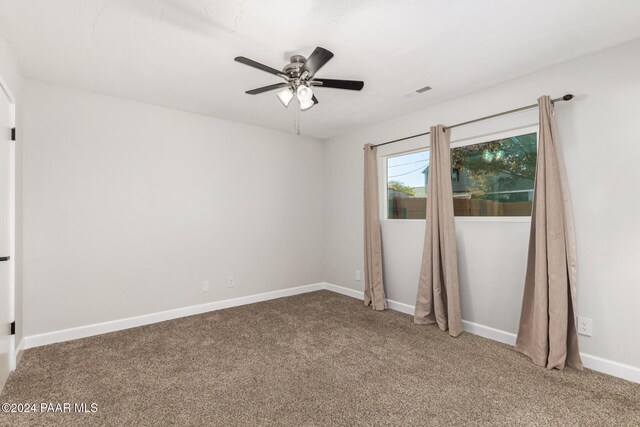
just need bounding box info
[283,55,307,81]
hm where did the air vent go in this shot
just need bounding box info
[415,86,432,94]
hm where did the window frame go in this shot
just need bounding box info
[379,125,538,223]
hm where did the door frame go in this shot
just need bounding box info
[0,72,16,372]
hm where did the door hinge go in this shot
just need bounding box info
[10,321,15,335]
[11,127,16,141]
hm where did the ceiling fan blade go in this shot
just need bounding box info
[301,47,334,77]
[235,56,283,76]
[313,78,364,91]
[312,95,319,104]
[245,83,289,95]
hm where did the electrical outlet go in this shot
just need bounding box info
[355,270,361,281]
[201,280,210,292]
[227,276,235,288]
[577,317,592,336]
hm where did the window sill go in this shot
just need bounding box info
[454,216,531,223]
[382,217,531,223]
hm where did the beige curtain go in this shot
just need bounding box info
[414,125,463,337]
[363,144,387,310]
[515,96,582,370]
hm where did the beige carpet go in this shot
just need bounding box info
[1,290,639,426]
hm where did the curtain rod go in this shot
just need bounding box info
[367,94,574,149]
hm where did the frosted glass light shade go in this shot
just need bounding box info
[299,98,314,110]
[296,85,313,102]
[277,88,294,107]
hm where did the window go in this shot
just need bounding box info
[386,150,429,219]
[386,131,537,219]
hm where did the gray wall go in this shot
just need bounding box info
[322,39,640,368]
[22,80,325,336]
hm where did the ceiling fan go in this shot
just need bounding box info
[234,47,364,111]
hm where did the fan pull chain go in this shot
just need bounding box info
[295,100,301,135]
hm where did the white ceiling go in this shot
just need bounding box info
[1,0,640,139]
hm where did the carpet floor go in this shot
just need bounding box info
[1,290,639,426]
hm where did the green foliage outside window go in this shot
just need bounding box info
[450,133,537,200]
[387,180,416,196]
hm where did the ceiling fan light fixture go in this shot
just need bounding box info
[296,84,313,103]
[276,88,294,107]
[299,97,315,111]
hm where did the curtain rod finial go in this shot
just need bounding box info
[563,94,574,101]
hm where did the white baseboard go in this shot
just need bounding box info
[580,353,640,384]
[326,283,418,314]
[461,320,517,346]
[22,281,639,384]
[324,283,363,300]
[13,338,24,370]
[24,283,325,349]
[8,336,16,371]
[323,283,640,384]
[15,338,24,355]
